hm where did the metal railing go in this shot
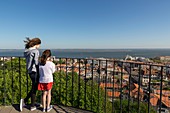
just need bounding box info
[0,56,169,113]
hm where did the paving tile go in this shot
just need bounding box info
[0,106,13,113]
[0,105,93,113]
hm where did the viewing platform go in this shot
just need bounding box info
[0,105,92,113]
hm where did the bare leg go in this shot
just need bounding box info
[41,91,43,106]
[47,89,51,108]
[42,91,47,109]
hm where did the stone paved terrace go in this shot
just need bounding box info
[0,105,93,113]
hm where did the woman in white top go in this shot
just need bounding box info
[38,50,55,112]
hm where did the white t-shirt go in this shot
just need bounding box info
[39,61,56,83]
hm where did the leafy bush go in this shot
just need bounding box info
[113,100,156,113]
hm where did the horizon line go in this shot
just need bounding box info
[1,48,170,50]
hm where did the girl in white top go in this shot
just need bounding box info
[38,50,55,112]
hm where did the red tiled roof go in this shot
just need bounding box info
[154,90,170,96]
[100,83,125,89]
[150,94,158,106]
[155,94,170,108]
[107,91,120,98]
[132,83,143,93]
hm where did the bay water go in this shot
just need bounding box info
[0,49,170,59]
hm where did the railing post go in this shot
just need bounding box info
[159,66,163,113]
[78,59,81,108]
[3,57,6,106]
[65,58,68,106]
[91,59,94,111]
[148,65,152,113]
[97,60,101,113]
[128,63,132,113]
[84,59,87,110]
[120,62,123,113]
[11,57,14,104]
[59,58,62,104]
[104,60,108,113]
[19,57,21,101]
[71,59,74,106]
[138,64,141,113]
[112,61,115,113]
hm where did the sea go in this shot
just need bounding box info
[1,49,170,59]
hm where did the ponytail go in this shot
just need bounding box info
[40,50,51,65]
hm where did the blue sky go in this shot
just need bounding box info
[0,0,170,49]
